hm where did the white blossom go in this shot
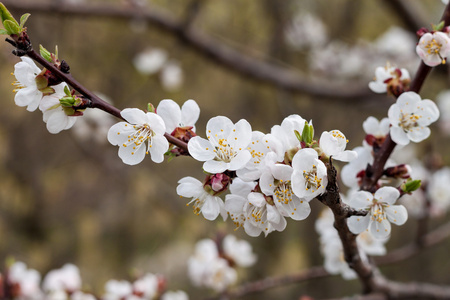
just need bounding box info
[160,61,183,92]
[270,114,305,154]
[177,176,226,221]
[347,187,408,239]
[42,264,81,294]
[416,31,450,67]
[368,64,410,94]
[133,48,168,75]
[388,92,440,145]
[188,116,252,174]
[363,116,390,138]
[319,130,357,162]
[427,167,450,216]
[8,261,43,299]
[291,148,328,201]
[103,280,133,300]
[39,83,78,134]
[436,89,450,135]
[284,13,327,50]
[132,273,159,299]
[156,99,200,133]
[161,291,189,300]
[12,57,44,112]
[107,108,169,165]
[223,235,257,267]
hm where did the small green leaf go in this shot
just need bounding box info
[0,28,7,35]
[39,44,53,63]
[19,13,30,29]
[432,21,445,32]
[147,103,156,113]
[0,3,17,25]
[301,121,314,145]
[3,19,19,35]
[294,130,302,142]
[60,96,76,107]
[401,179,421,193]
[64,85,71,97]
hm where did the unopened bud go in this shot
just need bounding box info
[301,121,314,145]
[204,173,232,195]
[384,164,411,179]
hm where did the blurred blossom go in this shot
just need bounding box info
[70,291,96,300]
[103,279,133,300]
[8,261,43,299]
[160,61,184,92]
[133,48,168,75]
[436,90,450,135]
[132,273,158,299]
[42,264,81,294]
[284,13,328,50]
[427,167,450,216]
[72,93,116,144]
[160,290,189,300]
[374,26,416,57]
[223,235,257,267]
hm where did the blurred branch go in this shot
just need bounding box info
[203,266,329,300]
[382,0,427,32]
[1,0,373,100]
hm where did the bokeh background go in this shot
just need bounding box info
[0,0,450,299]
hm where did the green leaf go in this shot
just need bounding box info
[401,179,421,193]
[3,19,19,35]
[300,121,314,145]
[0,3,17,25]
[0,28,7,35]
[64,85,71,97]
[19,13,30,29]
[294,130,302,142]
[39,44,53,63]
[60,96,76,107]
[432,21,445,32]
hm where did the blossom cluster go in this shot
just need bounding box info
[187,235,256,292]
[2,261,187,300]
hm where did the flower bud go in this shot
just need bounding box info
[384,164,411,179]
[203,173,232,195]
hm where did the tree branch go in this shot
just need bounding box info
[1,0,373,100]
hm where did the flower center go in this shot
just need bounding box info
[424,38,446,64]
[303,165,322,192]
[186,194,207,216]
[246,203,266,225]
[370,202,386,224]
[11,80,25,92]
[398,112,422,132]
[123,123,155,155]
[274,180,293,205]
[214,138,236,163]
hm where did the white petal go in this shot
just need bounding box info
[248,192,265,207]
[225,195,246,213]
[15,87,42,112]
[418,100,440,125]
[107,122,130,145]
[374,186,399,205]
[259,171,275,196]
[118,141,146,165]
[385,205,408,225]
[156,99,181,133]
[149,135,169,163]
[407,127,430,143]
[363,116,380,134]
[347,215,370,234]
[368,81,387,93]
[45,110,68,134]
[228,150,251,171]
[187,136,215,162]
[201,196,221,220]
[332,150,358,162]
[390,127,410,145]
[271,164,293,181]
[206,116,233,141]
[177,177,202,197]
[349,191,373,209]
[370,218,391,239]
[121,108,148,124]
[181,99,200,128]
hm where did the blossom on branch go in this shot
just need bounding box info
[416,31,450,67]
[368,63,410,96]
[347,186,408,239]
[12,57,44,112]
[388,91,440,145]
[319,129,357,162]
[156,99,200,134]
[107,108,169,165]
[188,116,252,174]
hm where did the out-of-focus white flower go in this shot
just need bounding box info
[291,148,328,201]
[368,64,410,94]
[223,235,257,267]
[374,26,416,56]
[319,130,357,162]
[341,146,373,189]
[103,280,133,300]
[133,48,168,75]
[188,239,237,292]
[416,32,450,67]
[161,290,189,300]
[39,83,78,134]
[427,167,450,216]
[156,99,200,134]
[72,93,116,144]
[8,261,43,299]
[42,264,81,294]
[177,176,226,221]
[347,187,408,239]
[284,13,327,50]
[133,273,159,299]
[160,61,183,92]
[70,291,96,300]
[436,89,450,135]
[188,116,252,174]
[107,108,169,165]
[388,92,440,145]
[363,116,390,138]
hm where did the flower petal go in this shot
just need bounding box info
[188,136,215,162]
[385,204,408,225]
[347,215,370,234]
[156,99,181,133]
[374,186,399,205]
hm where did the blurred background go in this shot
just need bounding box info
[0,0,450,299]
